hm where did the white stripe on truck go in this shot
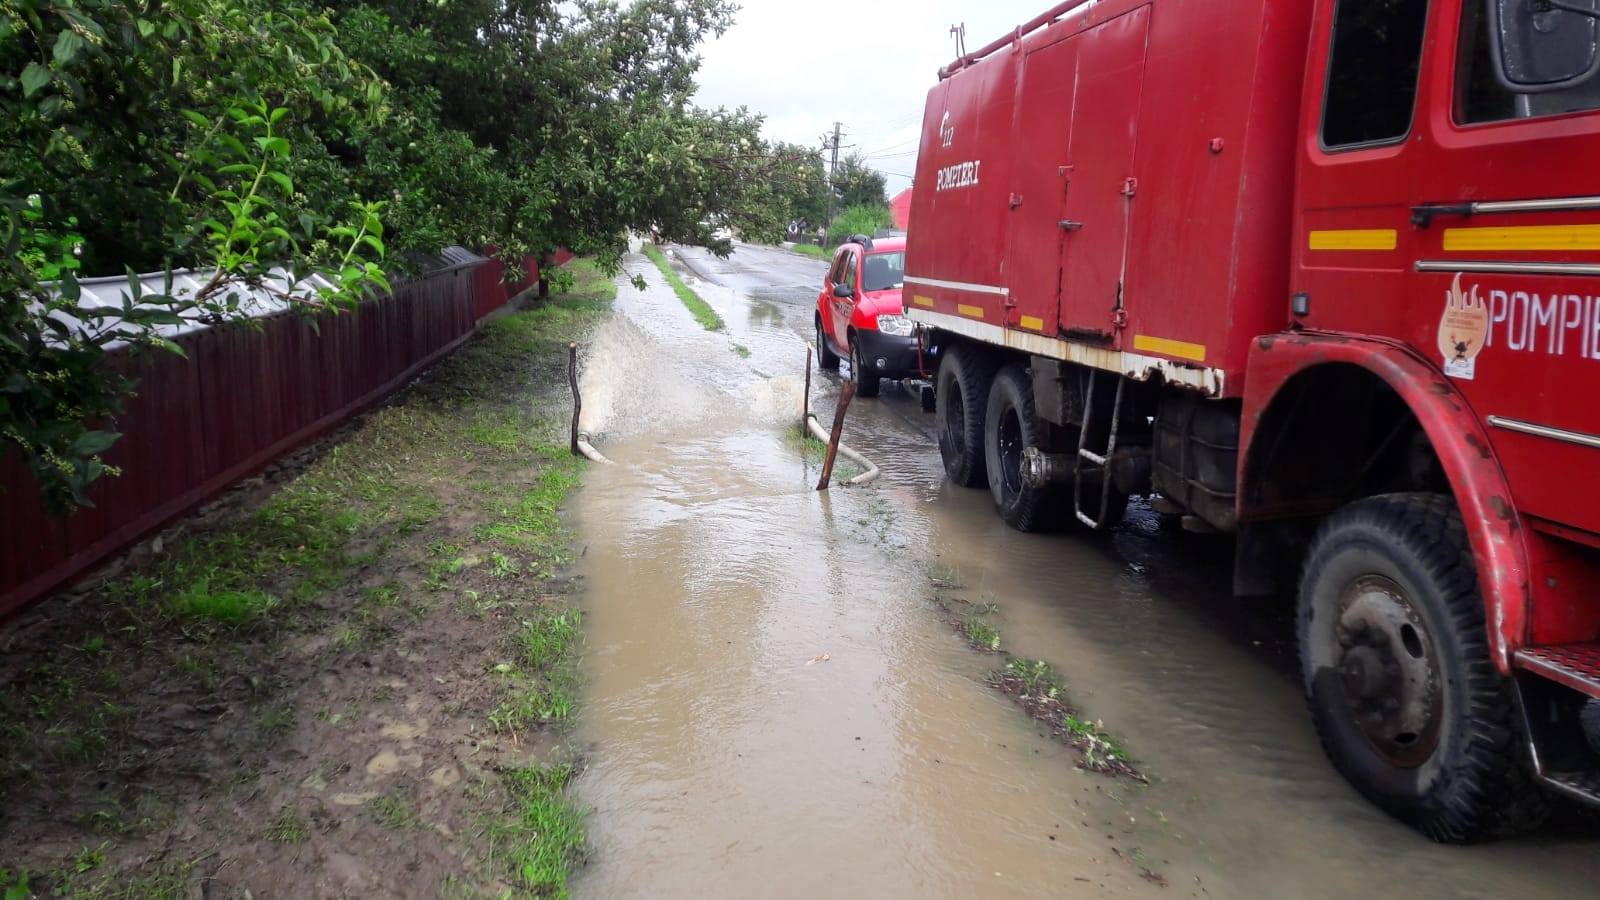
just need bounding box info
[903,276,1010,296]
[906,307,1226,397]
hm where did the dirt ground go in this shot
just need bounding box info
[0,264,615,898]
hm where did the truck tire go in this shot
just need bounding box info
[815,318,839,370]
[935,343,997,487]
[1298,493,1546,841]
[984,365,1056,531]
[850,335,881,398]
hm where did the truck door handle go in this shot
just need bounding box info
[1058,219,1084,231]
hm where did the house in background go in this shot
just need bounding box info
[889,187,913,231]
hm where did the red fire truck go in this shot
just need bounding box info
[905,0,1600,840]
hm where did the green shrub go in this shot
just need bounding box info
[828,205,893,243]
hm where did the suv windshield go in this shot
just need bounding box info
[861,251,905,293]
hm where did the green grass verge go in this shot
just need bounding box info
[641,244,724,331]
[788,243,829,260]
[491,763,586,897]
[0,257,618,896]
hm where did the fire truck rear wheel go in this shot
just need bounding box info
[1298,493,1546,842]
[935,343,998,488]
[983,365,1057,531]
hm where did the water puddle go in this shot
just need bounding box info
[570,245,1600,898]
[571,253,1159,896]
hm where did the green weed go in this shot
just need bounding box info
[489,678,576,733]
[258,704,295,738]
[477,461,581,551]
[642,244,724,331]
[1002,657,1130,764]
[489,764,585,897]
[266,808,309,843]
[372,793,416,830]
[71,843,106,875]
[964,618,1001,652]
[518,609,582,670]
[467,411,529,451]
[788,242,828,259]
[2,869,30,900]
[168,579,278,623]
[490,552,521,579]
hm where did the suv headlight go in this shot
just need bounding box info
[876,314,912,336]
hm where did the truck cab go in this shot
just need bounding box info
[1267,0,1600,820]
[906,0,1600,840]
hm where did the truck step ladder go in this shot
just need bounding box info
[1073,371,1125,529]
[1516,642,1600,698]
[1513,641,1600,806]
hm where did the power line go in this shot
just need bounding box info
[860,137,919,157]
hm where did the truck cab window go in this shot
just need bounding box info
[1321,0,1431,147]
[1457,0,1600,123]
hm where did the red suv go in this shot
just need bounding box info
[814,235,916,397]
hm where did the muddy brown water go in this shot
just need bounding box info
[569,244,1600,898]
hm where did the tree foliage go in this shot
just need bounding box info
[767,141,829,228]
[2,0,811,511]
[2,0,388,510]
[832,152,888,212]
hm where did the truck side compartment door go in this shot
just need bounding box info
[1007,33,1082,336]
[1058,6,1151,347]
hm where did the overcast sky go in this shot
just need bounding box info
[690,0,1063,197]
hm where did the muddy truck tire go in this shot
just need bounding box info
[936,342,998,488]
[1297,493,1548,842]
[984,365,1058,531]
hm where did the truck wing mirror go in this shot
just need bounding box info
[833,283,854,299]
[1487,0,1600,93]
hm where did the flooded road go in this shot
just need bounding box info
[569,242,1600,898]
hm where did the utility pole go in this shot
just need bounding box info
[822,121,843,238]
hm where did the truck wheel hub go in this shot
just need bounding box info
[1334,575,1443,768]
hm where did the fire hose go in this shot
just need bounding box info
[806,413,880,486]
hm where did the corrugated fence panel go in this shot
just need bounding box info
[0,255,489,618]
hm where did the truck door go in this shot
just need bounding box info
[1408,0,1600,538]
[1057,7,1151,346]
[1293,0,1428,342]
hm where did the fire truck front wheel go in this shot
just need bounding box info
[1298,493,1544,842]
[935,343,998,488]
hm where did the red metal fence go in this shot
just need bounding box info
[0,251,499,617]
[472,249,578,320]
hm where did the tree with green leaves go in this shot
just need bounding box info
[2,0,388,510]
[768,142,830,229]
[832,152,889,211]
[336,0,801,277]
[2,0,807,511]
